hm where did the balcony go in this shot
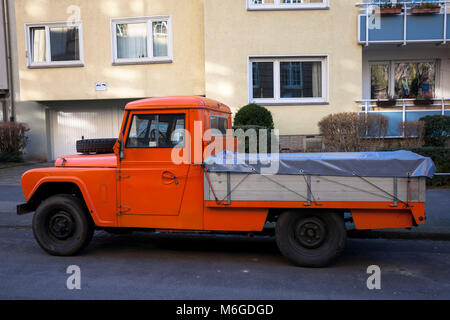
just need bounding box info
[357,98,450,137]
[358,1,449,45]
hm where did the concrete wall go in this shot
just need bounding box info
[14,0,206,101]
[14,101,48,161]
[204,0,362,136]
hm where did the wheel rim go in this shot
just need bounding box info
[294,217,327,249]
[48,211,75,240]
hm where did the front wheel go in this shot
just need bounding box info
[32,195,94,256]
[275,210,346,267]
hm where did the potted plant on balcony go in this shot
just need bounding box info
[376,96,397,107]
[414,92,434,106]
[411,2,441,15]
[378,1,403,15]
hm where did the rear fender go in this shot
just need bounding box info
[351,204,425,230]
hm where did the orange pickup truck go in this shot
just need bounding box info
[18,96,435,267]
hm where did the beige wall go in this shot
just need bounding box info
[15,0,205,101]
[204,0,362,135]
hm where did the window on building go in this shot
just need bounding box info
[250,57,327,104]
[26,22,83,68]
[394,62,436,99]
[127,114,185,149]
[248,0,328,10]
[370,64,390,100]
[370,61,437,100]
[112,17,172,65]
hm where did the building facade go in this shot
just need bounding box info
[4,0,450,160]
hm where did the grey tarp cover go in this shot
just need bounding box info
[204,151,436,178]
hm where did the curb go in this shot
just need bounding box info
[347,230,450,241]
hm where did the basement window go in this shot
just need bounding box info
[26,22,84,68]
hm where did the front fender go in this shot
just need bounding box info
[21,168,117,227]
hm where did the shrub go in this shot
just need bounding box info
[320,113,360,152]
[364,113,389,139]
[233,104,276,153]
[420,115,450,147]
[0,122,29,162]
[318,112,388,152]
[398,120,425,149]
[234,104,274,129]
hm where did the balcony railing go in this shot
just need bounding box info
[357,97,450,137]
[357,1,449,45]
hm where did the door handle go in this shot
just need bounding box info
[162,171,178,185]
[162,171,176,180]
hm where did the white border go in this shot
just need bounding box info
[25,21,84,69]
[248,54,329,105]
[110,16,173,66]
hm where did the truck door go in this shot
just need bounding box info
[119,111,190,216]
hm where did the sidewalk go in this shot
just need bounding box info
[349,188,450,241]
[0,162,449,240]
[0,162,54,186]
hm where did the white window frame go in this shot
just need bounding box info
[25,21,84,68]
[368,59,441,99]
[111,16,173,66]
[248,55,329,105]
[247,0,329,11]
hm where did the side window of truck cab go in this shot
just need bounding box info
[210,115,228,136]
[126,113,185,149]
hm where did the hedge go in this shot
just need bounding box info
[420,115,450,147]
[410,147,450,187]
[0,122,29,163]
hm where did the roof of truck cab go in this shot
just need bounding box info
[125,96,231,113]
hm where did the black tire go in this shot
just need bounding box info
[32,195,94,256]
[76,138,117,154]
[275,210,346,267]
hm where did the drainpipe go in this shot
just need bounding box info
[2,0,15,122]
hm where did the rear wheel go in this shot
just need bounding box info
[32,195,94,256]
[275,210,346,267]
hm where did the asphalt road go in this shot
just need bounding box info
[1,184,450,300]
[1,228,450,300]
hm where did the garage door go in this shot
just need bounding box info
[50,105,124,159]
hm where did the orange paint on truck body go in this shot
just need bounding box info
[20,97,427,233]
